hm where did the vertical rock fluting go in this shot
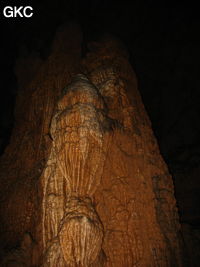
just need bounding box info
[0,25,184,266]
[42,74,111,266]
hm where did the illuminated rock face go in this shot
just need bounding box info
[42,74,110,266]
[0,25,183,266]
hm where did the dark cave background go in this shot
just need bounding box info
[0,0,200,264]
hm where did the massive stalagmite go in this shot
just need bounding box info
[0,24,183,266]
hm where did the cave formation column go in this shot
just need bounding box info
[0,25,184,266]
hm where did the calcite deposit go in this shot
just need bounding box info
[0,25,183,266]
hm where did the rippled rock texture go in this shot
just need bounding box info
[0,24,184,266]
